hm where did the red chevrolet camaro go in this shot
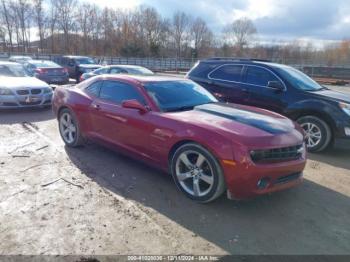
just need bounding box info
[53,75,306,203]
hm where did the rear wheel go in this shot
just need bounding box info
[170,143,226,203]
[58,108,84,147]
[297,116,332,153]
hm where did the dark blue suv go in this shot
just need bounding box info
[187,58,350,152]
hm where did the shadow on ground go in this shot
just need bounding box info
[0,107,54,124]
[65,143,350,255]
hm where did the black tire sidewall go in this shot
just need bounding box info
[170,143,224,203]
[297,116,331,153]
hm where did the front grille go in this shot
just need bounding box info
[19,101,41,106]
[17,90,29,95]
[31,89,42,95]
[2,102,17,106]
[250,144,304,163]
[274,172,302,185]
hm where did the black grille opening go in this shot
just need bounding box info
[250,144,304,163]
[274,172,302,185]
[31,89,42,95]
[2,102,17,106]
[19,101,41,106]
[17,90,29,95]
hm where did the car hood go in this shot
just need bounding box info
[310,89,350,103]
[166,103,304,148]
[0,77,49,89]
[78,64,101,69]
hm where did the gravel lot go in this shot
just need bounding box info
[0,86,350,255]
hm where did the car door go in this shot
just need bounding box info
[242,65,287,114]
[90,80,157,161]
[207,64,249,103]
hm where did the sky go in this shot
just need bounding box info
[87,0,350,46]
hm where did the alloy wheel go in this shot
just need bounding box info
[59,112,77,144]
[301,122,322,148]
[175,150,214,197]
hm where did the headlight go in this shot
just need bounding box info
[0,88,13,95]
[339,102,350,116]
[43,87,53,94]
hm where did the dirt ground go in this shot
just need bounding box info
[0,86,350,255]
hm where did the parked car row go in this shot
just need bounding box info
[2,56,350,203]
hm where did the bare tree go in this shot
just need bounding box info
[53,0,77,53]
[0,0,15,51]
[191,17,213,58]
[33,0,45,52]
[172,11,191,58]
[223,17,257,55]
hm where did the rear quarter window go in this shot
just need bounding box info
[209,65,243,82]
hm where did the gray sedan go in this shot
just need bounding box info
[0,62,53,109]
[80,65,154,81]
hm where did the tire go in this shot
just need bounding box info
[170,143,226,203]
[58,108,84,147]
[297,116,332,153]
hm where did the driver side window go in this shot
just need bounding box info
[99,81,146,105]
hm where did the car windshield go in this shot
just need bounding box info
[144,80,217,112]
[76,58,96,65]
[32,61,60,68]
[126,67,154,75]
[0,64,28,77]
[275,66,323,91]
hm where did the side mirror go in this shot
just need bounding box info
[267,81,284,91]
[122,99,148,114]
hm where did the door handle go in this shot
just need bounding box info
[92,104,101,110]
[242,88,249,93]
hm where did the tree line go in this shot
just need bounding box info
[1,0,350,66]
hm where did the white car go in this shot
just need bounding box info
[0,62,53,109]
[8,55,33,64]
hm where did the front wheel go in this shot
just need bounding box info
[170,143,226,203]
[297,116,332,153]
[59,108,84,147]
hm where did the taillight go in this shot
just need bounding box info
[80,75,84,82]
[63,68,68,74]
[35,68,48,74]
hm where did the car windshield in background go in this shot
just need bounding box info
[76,58,96,65]
[32,61,60,68]
[144,80,217,112]
[0,65,28,77]
[276,66,323,91]
[127,67,154,75]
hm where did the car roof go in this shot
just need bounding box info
[100,74,185,84]
[108,65,147,69]
[200,58,288,69]
[9,55,31,58]
[0,61,21,66]
[63,56,91,59]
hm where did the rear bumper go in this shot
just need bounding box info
[37,75,69,84]
[0,94,53,109]
[222,147,306,199]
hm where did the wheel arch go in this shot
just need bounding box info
[289,109,336,137]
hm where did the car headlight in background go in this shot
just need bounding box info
[339,102,350,116]
[0,88,13,95]
[43,87,53,94]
